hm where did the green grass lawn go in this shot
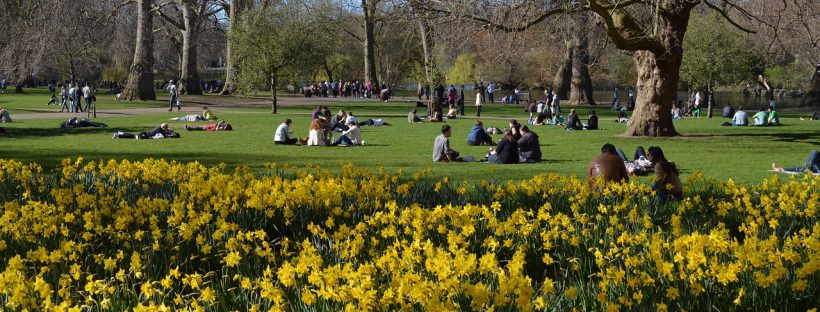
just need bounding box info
[1,88,817,182]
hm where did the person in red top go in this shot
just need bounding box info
[185,120,232,131]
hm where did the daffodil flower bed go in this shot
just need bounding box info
[0,158,817,311]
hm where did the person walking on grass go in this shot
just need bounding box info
[167,80,181,111]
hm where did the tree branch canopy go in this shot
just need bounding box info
[703,0,757,34]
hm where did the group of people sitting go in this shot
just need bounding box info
[589,143,682,202]
[434,119,542,164]
[274,106,388,146]
[727,106,781,126]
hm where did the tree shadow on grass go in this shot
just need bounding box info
[0,127,136,139]
[682,128,819,145]
[0,149,309,173]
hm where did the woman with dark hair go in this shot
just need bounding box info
[647,146,682,202]
[508,119,522,141]
[489,130,519,164]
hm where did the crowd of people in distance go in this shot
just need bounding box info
[301,80,393,101]
[54,81,97,113]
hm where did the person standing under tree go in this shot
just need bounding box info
[627,87,635,110]
[424,83,431,101]
[611,86,620,108]
[487,82,495,103]
[417,82,423,100]
[475,89,483,117]
[457,85,465,116]
[167,80,181,111]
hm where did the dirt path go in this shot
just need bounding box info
[11,94,428,120]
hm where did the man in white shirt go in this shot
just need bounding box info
[333,121,362,146]
[167,80,180,111]
[82,84,93,112]
[732,107,748,126]
[68,84,79,112]
[274,119,297,145]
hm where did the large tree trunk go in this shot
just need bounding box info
[418,16,435,84]
[121,0,156,101]
[179,1,202,95]
[362,0,378,87]
[625,51,680,136]
[220,0,243,96]
[801,64,820,107]
[553,40,572,99]
[569,31,596,106]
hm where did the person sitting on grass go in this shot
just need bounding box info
[813,111,819,120]
[766,106,781,126]
[333,121,362,146]
[647,146,682,202]
[113,123,179,139]
[331,110,348,131]
[517,126,541,163]
[616,110,629,123]
[509,119,522,141]
[466,120,494,146]
[772,150,819,175]
[60,117,108,128]
[0,109,12,123]
[274,119,298,145]
[408,109,423,123]
[184,120,232,131]
[584,110,599,130]
[201,106,217,120]
[552,112,564,126]
[433,125,460,162]
[488,130,519,164]
[565,109,582,130]
[753,107,769,126]
[588,143,629,184]
[307,118,327,146]
[732,107,748,126]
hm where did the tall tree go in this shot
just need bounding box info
[219,0,245,95]
[122,0,157,101]
[362,0,380,87]
[422,0,762,136]
[680,13,756,117]
[231,1,318,113]
[156,0,222,95]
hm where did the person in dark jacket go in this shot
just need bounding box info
[565,109,582,130]
[648,146,682,202]
[113,123,178,139]
[584,110,599,130]
[722,104,735,118]
[466,121,494,146]
[489,130,519,164]
[517,126,541,163]
[588,143,629,184]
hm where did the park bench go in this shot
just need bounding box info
[517,92,530,103]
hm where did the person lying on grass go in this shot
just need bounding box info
[60,117,107,128]
[184,120,232,131]
[169,106,218,122]
[113,123,179,139]
[772,150,819,175]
